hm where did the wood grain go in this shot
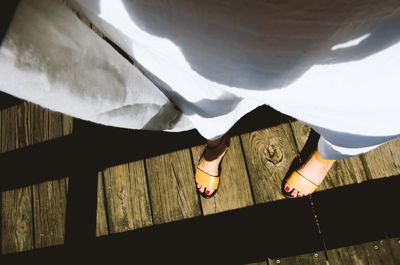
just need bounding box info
[361,139,400,179]
[96,172,109,237]
[191,136,254,215]
[1,189,33,254]
[289,120,368,191]
[31,105,68,248]
[146,149,201,224]
[327,240,398,265]
[32,180,67,248]
[103,161,152,233]
[62,115,73,136]
[268,251,326,265]
[387,238,400,265]
[240,123,298,203]
[288,120,311,152]
[1,103,34,254]
[320,158,368,191]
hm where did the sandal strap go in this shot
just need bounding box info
[286,171,319,195]
[195,168,220,191]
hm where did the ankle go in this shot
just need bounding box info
[206,135,229,150]
[314,150,335,164]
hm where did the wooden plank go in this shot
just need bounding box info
[387,238,400,264]
[146,149,201,224]
[327,240,397,265]
[268,251,326,265]
[288,120,312,152]
[62,115,73,136]
[1,189,33,254]
[102,161,152,233]
[1,103,34,254]
[96,172,109,237]
[361,138,400,179]
[320,158,368,191]
[32,180,67,248]
[32,106,68,248]
[240,123,299,203]
[191,136,253,215]
[289,120,368,190]
[30,103,49,144]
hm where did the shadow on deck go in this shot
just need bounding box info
[1,175,399,264]
[0,93,399,264]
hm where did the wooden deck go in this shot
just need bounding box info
[0,98,399,264]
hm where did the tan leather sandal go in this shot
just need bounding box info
[282,150,335,198]
[195,135,229,199]
[195,166,220,199]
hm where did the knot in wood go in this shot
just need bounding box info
[263,141,283,165]
[117,191,126,200]
[19,224,27,232]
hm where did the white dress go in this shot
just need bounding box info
[1,0,400,159]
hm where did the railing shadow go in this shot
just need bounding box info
[0,176,399,264]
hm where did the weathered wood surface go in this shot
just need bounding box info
[326,240,398,265]
[288,120,311,152]
[191,136,253,215]
[1,103,71,253]
[32,180,67,248]
[268,251,326,265]
[31,105,68,248]
[145,149,201,224]
[387,238,400,265]
[102,161,152,233]
[96,172,108,237]
[289,120,368,190]
[240,123,298,203]
[62,115,73,136]
[1,103,34,254]
[361,139,400,179]
[1,98,399,264]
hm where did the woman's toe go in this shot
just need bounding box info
[298,192,304,197]
[284,183,293,194]
[291,189,299,197]
[199,186,205,193]
[205,189,214,196]
[197,183,201,189]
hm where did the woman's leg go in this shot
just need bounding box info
[283,132,398,198]
[196,134,230,197]
[283,137,337,198]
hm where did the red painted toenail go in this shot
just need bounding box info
[205,190,210,195]
[284,186,290,192]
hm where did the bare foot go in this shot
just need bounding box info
[284,151,335,197]
[196,136,229,197]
